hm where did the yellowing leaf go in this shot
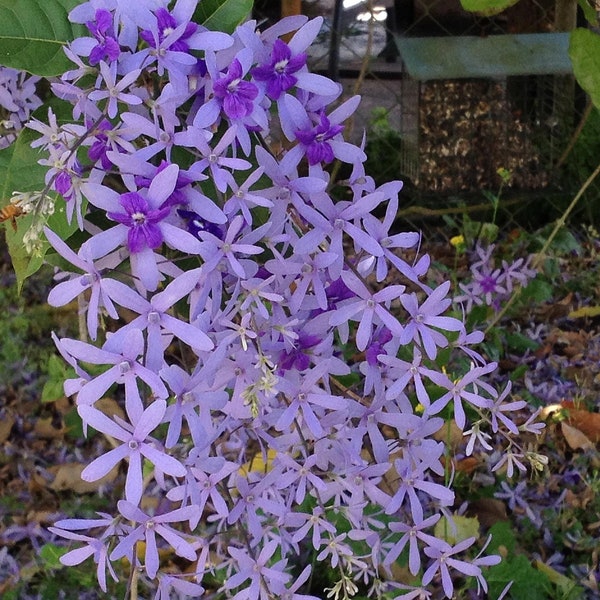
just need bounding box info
[534,560,583,596]
[239,449,278,477]
[434,515,480,545]
[568,305,600,319]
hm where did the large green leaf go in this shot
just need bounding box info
[0,124,79,289]
[194,0,253,33]
[460,0,520,15]
[0,0,85,76]
[570,28,600,111]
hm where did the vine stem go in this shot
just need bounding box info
[484,158,600,334]
[127,544,140,600]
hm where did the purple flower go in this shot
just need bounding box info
[141,7,198,54]
[109,191,170,252]
[488,381,526,434]
[385,456,454,521]
[85,9,120,65]
[102,268,213,371]
[295,110,343,165]
[329,269,405,352]
[252,18,339,100]
[252,39,306,100]
[384,514,441,575]
[281,94,365,170]
[81,163,204,290]
[400,281,465,360]
[44,227,123,340]
[48,525,117,592]
[426,362,497,428]
[422,537,481,599]
[110,500,200,579]
[213,57,258,120]
[87,61,141,118]
[59,328,168,421]
[78,399,186,506]
[225,540,290,600]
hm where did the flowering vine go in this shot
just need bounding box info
[1,1,546,598]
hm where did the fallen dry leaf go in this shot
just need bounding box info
[0,413,15,443]
[560,421,594,451]
[560,401,600,444]
[50,462,119,494]
[564,487,595,510]
[95,397,126,421]
[34,417,65,440]
[466,498,509,528]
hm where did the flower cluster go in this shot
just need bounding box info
[19,1,543,597]
[454,243,537,313]
[0,66,42,149]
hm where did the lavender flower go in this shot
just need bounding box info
[78,399,186,506]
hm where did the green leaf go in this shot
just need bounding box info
[535,561,585,600]
[0,0,85,76]
[64,406,85,439]
[486,554,551,600]
[0,125,80,290]
[460,0,520,16]
[505,331,540,352]
[41,353,70,403]
[520,278,553,303]
[39,543,68,570]
[488,521,516,554]
[194,0,253,33]
[569,28,600,111]
[577,0,599,26]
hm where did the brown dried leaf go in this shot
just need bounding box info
[560,421,594,451]
[467,498,509,528]
[564,486,595,509]
[560,401,600,443]
[33,417,65,440]
[50,462,118,494]
[95,397,125,421]
[0,413,15,443]
[433,419,463,450]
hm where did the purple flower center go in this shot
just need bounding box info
[108,192,170,253]
[251,39,306,100]
[480,274,498,294]
[295,112,344,165]
[213,59,258,120]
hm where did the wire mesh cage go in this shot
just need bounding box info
[389,0,579,197]
[252,1,593,225]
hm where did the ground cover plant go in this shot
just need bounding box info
[0,1,598,599]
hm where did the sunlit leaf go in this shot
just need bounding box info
[194,0,253,33]
[434,515,480,544]
[39,543,68,570]
[460,0,520,16]
[0,0,85,76]
[568,305,600,319]
[569,28,600,111]
[535,560,585,598]
[239,448,278,477]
